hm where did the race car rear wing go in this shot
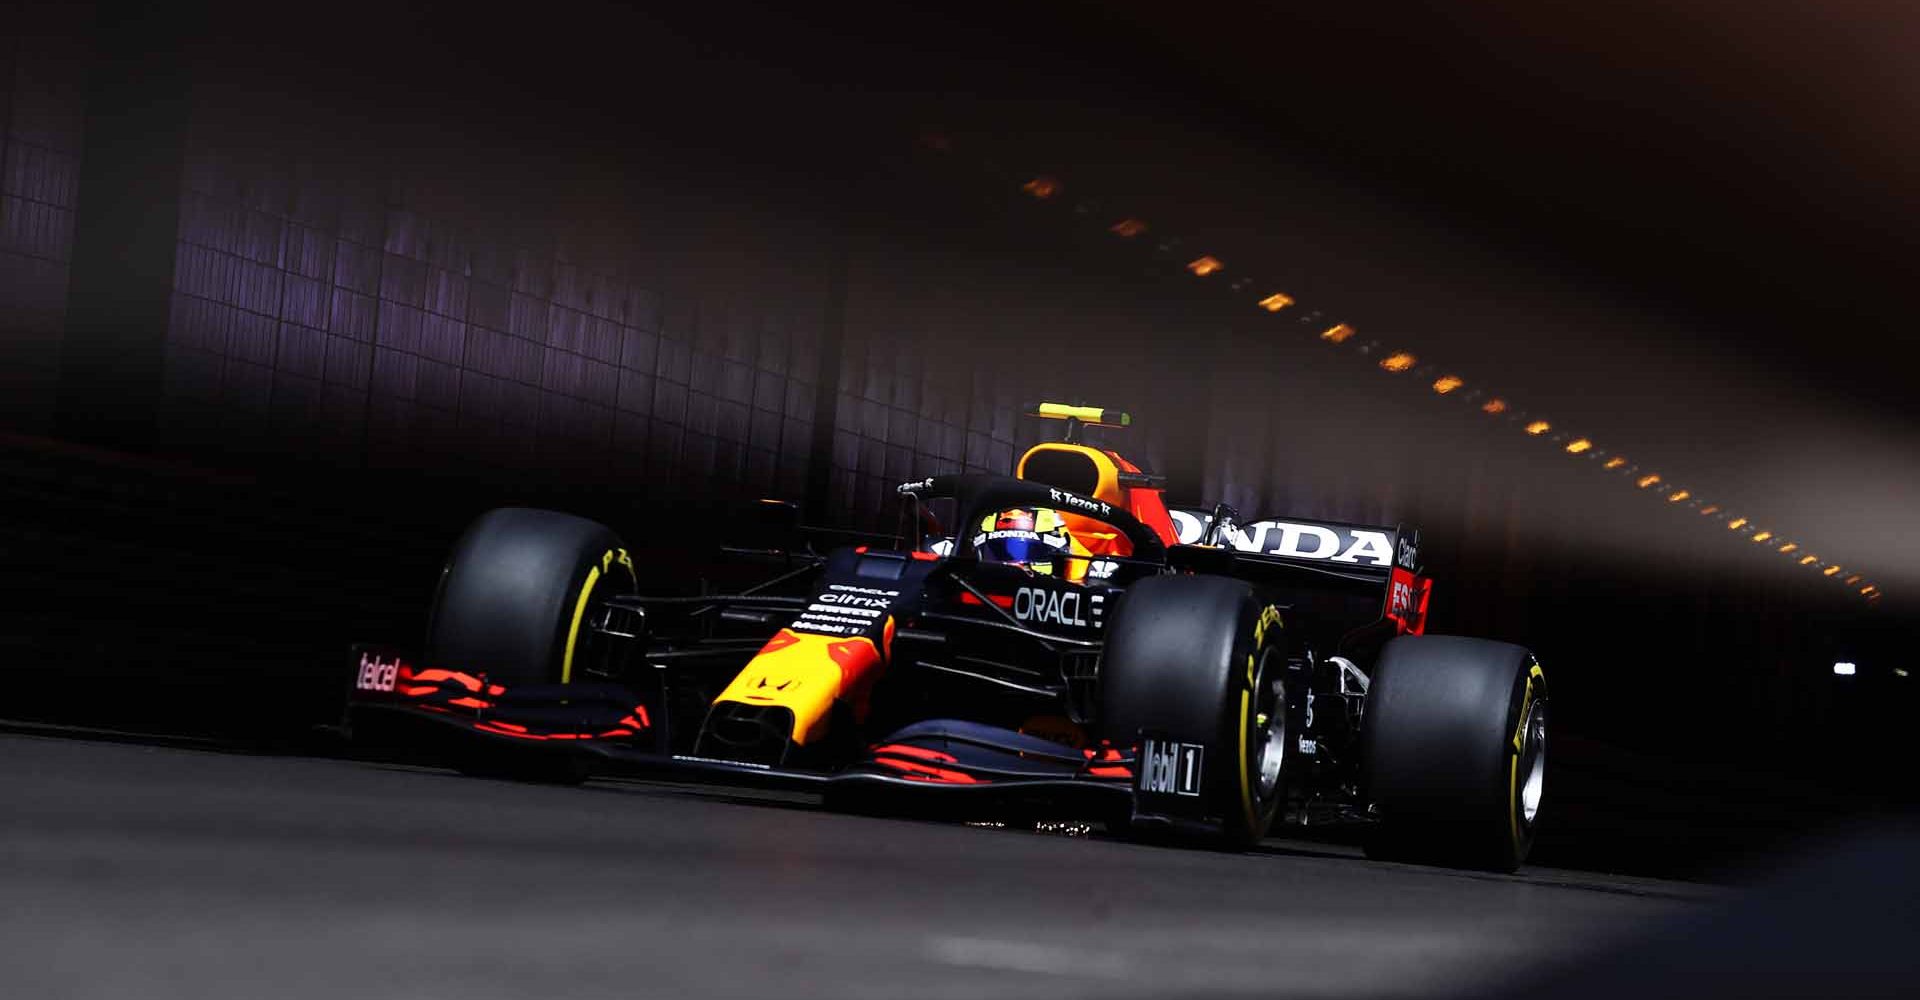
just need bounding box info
[1167,507,1429,636]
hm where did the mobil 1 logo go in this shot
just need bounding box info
[1137,738,1204,798]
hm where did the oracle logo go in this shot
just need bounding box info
[1013,586,1089,627]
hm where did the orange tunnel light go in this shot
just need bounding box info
[1320,323,1355,343]
[1727,517,1748,530]
[1565,438,1593,454]
[1779,542,1799,553]
[1432,375,1463,394]
[1799,555,1819,565]
[1022,177,1060,199]
[1699,505,1720,515]
[1187,256,1223,276]
[1258,292,1294,312]
[1110,218,1147,237]
[1482,398,1508,415]
[1604,456,1628,470]
[1668,490,1691,503]
[1844,574,1863,585]
[1525,420,1552,435]
[1752,531,1773,542]
[1379,352,1417,372]
[1636,474,1661,488]
[1824,565,1843,576]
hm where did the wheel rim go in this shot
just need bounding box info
[1516,698,1548,828]
[1251,648,1286,801]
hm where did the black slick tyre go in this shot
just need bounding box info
[1360,635,1548,872]
[1099,574,1287,849]
[426,507,638,783]
[428,507,636,686]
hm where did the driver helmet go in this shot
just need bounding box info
[973,507,1072,575]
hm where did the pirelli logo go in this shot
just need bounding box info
[1138,738,1204,797]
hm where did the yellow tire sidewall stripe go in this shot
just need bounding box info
[1238,688,1257,833]
[1507,661,1546,851]
[1238,606,1282,836]
[560,564,603,686]
[1508,754,1521,851]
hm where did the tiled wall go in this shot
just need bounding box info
[0,25,1216,527]
[0,15,87,431]
[832,274,1026,527]
[0,29,1406,530]
[158,117,827,511]
[823,249,1220,529]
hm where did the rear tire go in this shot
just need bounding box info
[1099,574,1287,849]
[1360,635,1548,872]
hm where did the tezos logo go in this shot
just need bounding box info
[1046,488,1111,517]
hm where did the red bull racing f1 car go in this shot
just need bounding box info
[346,403,1549,870]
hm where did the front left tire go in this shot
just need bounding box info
[425,507,638,783]
[1098,574,1288,848]
[427,507,637,687]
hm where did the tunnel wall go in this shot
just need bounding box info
[0,7,86,433]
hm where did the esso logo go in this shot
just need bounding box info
[1389,580,1413,615]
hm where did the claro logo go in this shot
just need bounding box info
[1396,534,1420,571]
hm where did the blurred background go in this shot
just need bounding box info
[2,0,1914,877]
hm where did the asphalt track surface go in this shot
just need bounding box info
[1,732,1719,1000]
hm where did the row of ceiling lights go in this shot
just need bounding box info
[1012,171,1879,603]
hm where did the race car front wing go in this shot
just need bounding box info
[344,645,1137,808]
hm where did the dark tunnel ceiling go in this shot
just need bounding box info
[199,0,1920,412]
[178,0,1919,604]
[821,0,1920,421]
[1122,0,1920,424]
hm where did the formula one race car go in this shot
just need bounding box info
[345,403,1549,870]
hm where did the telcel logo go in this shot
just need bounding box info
[356,652,401,693]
